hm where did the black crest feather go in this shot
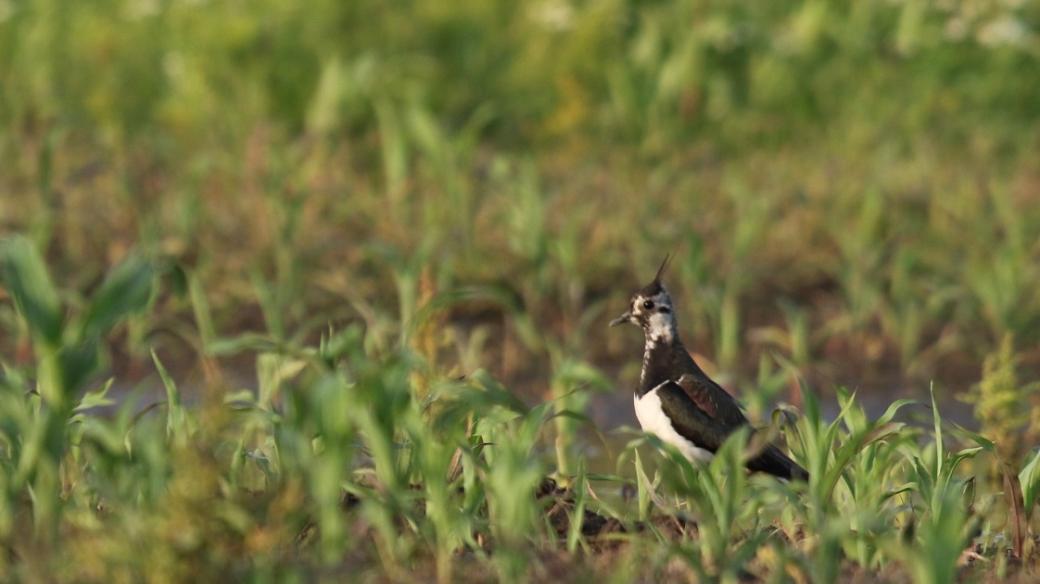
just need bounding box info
[653,253,671,283]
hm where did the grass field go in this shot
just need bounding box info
[2,0,1040,581]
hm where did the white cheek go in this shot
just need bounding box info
[647,312,674,339]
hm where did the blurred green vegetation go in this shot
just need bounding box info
[2,0,1039,390]
[2,0,1040,580]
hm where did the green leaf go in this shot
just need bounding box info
[152,350,186,440]
[1020,449,1040,513]
[951,423,996,452]
[166,262,189,297]
[256,352,306,409]
[948,447,984,474]
[80,254,155,339]
[0,236,63,344]
[822,422,904,501]
[566,459,588,553]
[189,272,217,348]
[930,384,943,479]
[470,370,530,415]
[223,389,258,407]
[206,333,277,356]
[57,341,100,395]
[634,448,652,522]
[876,399,916,426]
[75,379,116,412]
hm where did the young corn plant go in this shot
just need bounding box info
[832,189,886,333]
[656,428,769,581]
[786,387,911,581]
[0,236,154,537]
[1020,448,1040,537]
[831,395,914,570]
[895,389,985,584]
[477,396,553,580]
[546,334,611,479]
[965,189,1040,341]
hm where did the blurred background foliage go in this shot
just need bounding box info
[2,0,1040,399]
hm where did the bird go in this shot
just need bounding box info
[610,255,808,481]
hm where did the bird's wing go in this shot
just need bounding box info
[659,380,809,479]
[654,381,730,453]
[675,373,749,428]
[657,378,809,479]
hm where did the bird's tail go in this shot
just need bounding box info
[749,444,809,481]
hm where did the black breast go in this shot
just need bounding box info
[638,340,700,396]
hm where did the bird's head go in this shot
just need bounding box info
[610,255,677,342]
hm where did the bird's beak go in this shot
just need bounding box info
[609,311,633,327]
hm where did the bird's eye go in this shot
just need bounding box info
[642,300,654,310]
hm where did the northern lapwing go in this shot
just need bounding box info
[610,256,808,481]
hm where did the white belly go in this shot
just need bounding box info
[634,388,714,463]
